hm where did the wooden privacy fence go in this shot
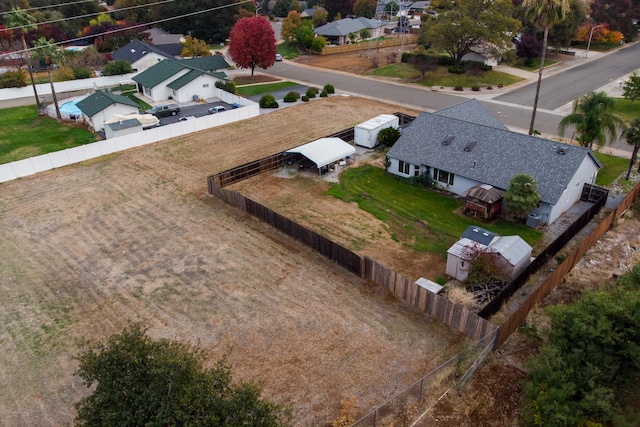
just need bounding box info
[321,36,418,55]
[494,181,640,348]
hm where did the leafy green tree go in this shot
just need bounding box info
[295,20,326,53]
[152,0,239,43]
[358,28,370,40]
[229,16,277,76]
[113,0,155,23]
[4,8,41,110]
[521,268,640,426]
[273,0,293,17]
[31,37,65,120]
[622,72,640,104]
[75,323,290,426]
[546,0,585,49]
[504,173,540,217]
[623,118,640,180]
[422,0,520,69]
[377,127,401,147]
[281,10,302,43]
[180,36,211,57]
[523,0,570,136]
[353,0,376,18]
[590,0,640,42]
[558,91,627,149]
[103,59,133,76]
[411,54,437,79]
[311,8,328,28]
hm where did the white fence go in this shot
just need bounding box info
[0,103,260,183]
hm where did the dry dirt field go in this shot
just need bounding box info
[0,96,476,426]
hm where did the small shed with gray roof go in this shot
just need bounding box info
[386,99,601,225]
[76,90,140,132]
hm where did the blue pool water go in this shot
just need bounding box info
[60,100,82,116]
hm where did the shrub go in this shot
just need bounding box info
[73,67,92,79]
[305,87,317,98]
[448,66,465,74]
[377,127,401,148]
[0,68,27,88]
[409,172,435,189]
[301,95,309,102]
[323,83,335,94]
[259,94,278,108]
[103,59,133,76]
[487,85,493,90]
[454,86,464,91]
[283,91,299,102]
[215,80,236,94]
[54,66,76,82]
[471,85,480,91]
[319,89,328,97]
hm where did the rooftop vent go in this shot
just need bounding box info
[464,141,478,152]
[557,147,567,155]
[442,134,455,146]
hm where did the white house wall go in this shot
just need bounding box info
[171,75,222,103]
[446,254,469,281]
[145,69,191,102]
[547,155,599,224]
[131,53,171,72]
[89,104,139,132]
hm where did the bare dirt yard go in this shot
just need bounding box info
[0,96,475,427]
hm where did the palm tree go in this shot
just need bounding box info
[623,117,640,180]
[31,37,65,121]
[523,0,570,136]
[557,91,626,150]
[5,8,41,111]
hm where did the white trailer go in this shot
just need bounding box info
[354,114,399,148]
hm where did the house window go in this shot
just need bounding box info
[398,160,410,175]
[433,168,454,185]
[414,165,420,177]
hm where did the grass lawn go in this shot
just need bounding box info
[327,165,541,257]
[595,151,630,186]
[0,106,97,164]
[235,81,299,96]
[368,63,524,88]
[277,42,300,60]
[613,98,640,122]
[122,91,151,110]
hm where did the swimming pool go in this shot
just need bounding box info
[60,100,82,116]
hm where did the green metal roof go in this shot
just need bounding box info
[132,59,185,89]
[76,91,139,117]
[167,69,228,90]
[178,56,230,71]
[132,56,230,89]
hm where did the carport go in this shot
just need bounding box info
[285,137,356,175]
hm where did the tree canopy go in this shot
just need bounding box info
[504,173,540,217]
[75,323,290,426]
[421,0,520,69]
[180,36,211,57]
[353,0,377,18]
[623,72,640,104]
[623,117,640,180]
[229,16,277,76]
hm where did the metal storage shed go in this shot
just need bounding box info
[285,138,356,174]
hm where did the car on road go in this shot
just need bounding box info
[179,116,197,121]
[145,104,181,117]
[275,53,283,61]
[208,106,226,114]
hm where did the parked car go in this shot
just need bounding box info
[275,53,283,61]
[208,105,226,114]
[145,103,181,117]
[179,116,197,121]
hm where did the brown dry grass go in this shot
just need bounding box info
[0,96,469,426]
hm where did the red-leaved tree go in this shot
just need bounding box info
[228,16,277,77]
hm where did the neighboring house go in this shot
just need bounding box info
[314,17,385,45]
[131,56,229,103]
[144,28,185,56]
[446,228,532,281]
[75,90,140,132]
[111,40,175,72]
[408,1,431,14]
[386,99,601,225]
[461,42,508,67]
[300,7,325,19]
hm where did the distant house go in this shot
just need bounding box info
[461,42,509,67]
[386,99,601,225]
[408,1,431,14]
[314,17,385,45]
[144,28,186,56]
[131,56,230,103]
[446,227,532,281]
[300,7,325,19]
[111,40,175,72]
[76,90,140,132]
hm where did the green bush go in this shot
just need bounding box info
[103,59,133,76]
[319,89,328,97]
[283,91,299,102]
[401,52,453,66]
[54,66,76,82]
[377,126,401,148]
[73,67,93,79]
[448,66,465,74]
[454,86,464,91]
[215,80,236,94]
[259,94,278,108]
[0,68,27,88]
[471,85,480,91]
[323,84,335,94]
[305,87,317,98]
[301,95,309,102]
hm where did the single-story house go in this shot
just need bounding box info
[386,99,601,225]
[300,7,325,19]
[75,90,140,132]
[408,1,431,14]
[285,137,355,174]
[446,231,532,281]
[314,17,386,45]
[144,28,186,56]
[131,56,229,103]
[461,42,509,67]
[110,40,175,72]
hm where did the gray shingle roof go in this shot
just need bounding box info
[111,40,173,64]
[314,17,384,37]
[76,91,139,117]
[387,100,601,205]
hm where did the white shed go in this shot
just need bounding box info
[354,114,399,148]
[285,137,356,174]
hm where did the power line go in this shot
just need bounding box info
[3,0,176,32]
[0,0,97,16]
[10,0,253,55]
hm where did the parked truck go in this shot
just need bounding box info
[145,103,181,117]
[354,114,399,148]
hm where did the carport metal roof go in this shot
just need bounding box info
[285,138,356,169]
